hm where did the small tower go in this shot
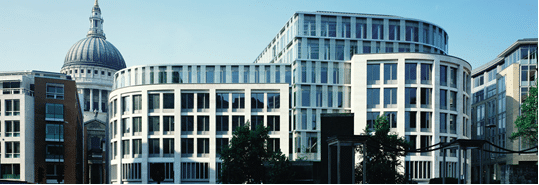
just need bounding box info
[87,0,105,39]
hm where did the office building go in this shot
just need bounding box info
[471,38,538,184]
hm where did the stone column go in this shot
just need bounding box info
[90,88,94,112]
[99,89,103,112]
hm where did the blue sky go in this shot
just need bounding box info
[0,0,537,72]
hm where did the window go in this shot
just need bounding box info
[267,116,280,132]
[474,90,484,103]
[486,84,496,98]
[173,66,182,83]
[440,65,447,86]
[384,63,397,84]
[301,86,310,107]
[132,95,142,113]
[243,66,250,83]
[163,93,174,109]
[336,41,344,60]
[405,63,417,84]
[1,164,20,179]
[132,117,142,135]
[303,14,316,36]
[45,144,63,161]
[420,112,431,132]
[232,66,239,83]
[197,116,209,134]
[406,88,417,108]
[251,116,264,130]
[321,16,336,37]
[328,87,333,107]
[232,116,245,131]
[45,103,63,121]
[341,17,351,38]
[316,86,322,107]
[159,67,167,83]
[307,133,318,153]
[372,19,383,39]
[4,99,20,116]
[5,142,20,158]
[121,96,129,113]
[389,20,400,40]
[197,93,210,109]
[321,62,328,83]
[163,138,174,157]
[267,138,280,154]
[385,112,397,128]
[308,39,319,59]
[420,136,432,156]
[206,66,215,83]
[474,75,484,87]
[367,112,379,130]
[2,81,20,94]
[149,116,160,134]
[449,114,457,134]
[149,139,160,157]
[216,116,229,132]
[46,84,64,99]
[440,90,447,110]
[122,140,130,158]
[355,18,366,39]
[301,62,307,83]
[181,162,208,180]
[449,91,457,111]
[181,93,194,109]
[421,64,432,84]
[197,138,210,157]
[333,63,340,84]
[405,21,419,42]
[181,116,194,133]
[384,88,397,108]
[251,93,264,109]
[181,138,194,156]
[5,121,20,137]
[232,93,245,109]
[406,111,417,132]
[275,66,281,83]
[265,66,271,83]
[132,139,142,158]
[121,118,129,136]
[367,64,380,85]
[421,88,432,108]
[148,94,160,110]
[367,88,380,108]
[216,93,229,110]
[267,93,280,110]
[122,163,141,180]
[45,123,63,141]
[440,113,447,133]
[450,67,458,88]
[163,116,174,134]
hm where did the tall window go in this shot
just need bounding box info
[308,39,319,59]
[267,93,280,110]
[216,93,229,110]
[421,88,432,108]
[251,116,264,130]
[132,95,142,113]
[232,66,239,83]
[405,21,419,42]
[420,112,431,132]
[316,86,322,107]
[321,62,328,83]
[355,18,366,39]
[449,114,457,134]
[405,88,417,108]
[46,84,64,99]
[132,117,142,135]
[367,88,380,108]
[389,20,400,40]
[149,116,160,134]
[384,64,397,84]
[267,138,280,153]
[181,116,194,133]
[406,111,417,131]
[421,64,432,84]
[163,138,174,157]
[206,66,215,83]
[449,91,457,111]
[267,116,280,132]
[450,67,458,88]
[122,140,130,158]
[384,88,397,108]
[440,65,447,86]
[197,93,210,109]
[341,17,351,38]
[5,121,20,137]
[232,93,245,109]
[367,112,379,130]
[307,133,318,153]
[121,96,129,113]
[163,116,174,134]
[216,116,229,132]
[172,66,182,83]
[121,118,129,136]
[336,41,344,60]
[440,90,447,110]
[367,64,380,85]
[321,16,336,37]
[216,138,229,156]
[149,139,160,157]
[301,86,310,107]
[133,139,142,158]
[251,93,264,109]
[158,67,167,83]
[197,138,210,157]
[440,113,447,133]
[265,66,271,83]
[303,15,316,36]
[148,94,160,110]
[45,103,63,121]
[333,63,340,84]
[181,138,194,156]
[405,63,417,84]
[163,93,174,109]
[197,116,209,134]
[181,93,194,109]
[4,99,20,116]
[371,19,383,39]
[243,66,250,83]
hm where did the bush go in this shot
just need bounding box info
[429,177,458,184]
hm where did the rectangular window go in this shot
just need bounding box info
[384,63,397,84]
[307,133,318,153]
[133,139,142,158]
[172,66,182,83]
[148,116,160,135]
[2,81,20,94]
[101,90,108,112]
[268,138,280,153]
[303,15,316,36]
[132,95,142,113]
[440,89,447,110]
[420,112,431,132]
[421,88,432,108]
[149,139,160,157]
[405,63,417,84]
[405,21,419,42]
[206,66,215,83]
[372,19,383,39]
[45,103,63,121]
[121,96,129,113]
[267,93,280,110]
[163,116,174,134]
[181,116,194,133]
[181,93,194,109]
[163,138,174,157]
[216,138,229,156]
[440,113,447,133]
[122,163,142,180]
[197,138,210,157]
[265,66,271,83]
[449,114,457,134]
[406,112,417,132]
[275,66,281,83]
[336,40,344,60]
[333,63,340,84]
[122,140,130,158]
[163,93,174,109]
[46,84,64,99]
[158,66,167,83]
[4,142,20,159]
[384,88,397,108]
[232,116,245,131]
[449,91,457,111]
[405,88,417,108]
[148,94,160,110]
[251,116,264,130]
[385,112,397,128]
[421,63,432,84]
[367,64,380,85]
[267,116,280,132]
[197,116,209,134]
[308,39,319,59]
[232,66,239,83]
[389,20,400,40]
[121,118,129,136]
[4,99,20,116]
[367,112,380,130]
[181,162,209,180]
[420,136,431,156]
[328,87,333,107]
[216,115,229,133]
[301,62,307,83]
[132,117,142,135]
[1,164,20,179]
[301,86,310,107]
[5,121,20,137]
[251,93,265,109]
[197,93,210,109]
[450,67,458,88]
[321,62,328,83]
[45,123,63,141]
[316,86,322,107]
[440,65,447,86]
[232,93,245,109]
[216,93,229,110]
[243,66,250,83]
[341,17,351,38]
[45,144,63,161]
[355,18,366,39]
[367,88,380,108]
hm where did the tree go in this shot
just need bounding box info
[510,84,538,146]
[355,115,411,184]
[218,122,293,184]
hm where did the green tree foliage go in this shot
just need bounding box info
[218,122,293,184]
[355,115,411,184]
[510,84,538,146]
